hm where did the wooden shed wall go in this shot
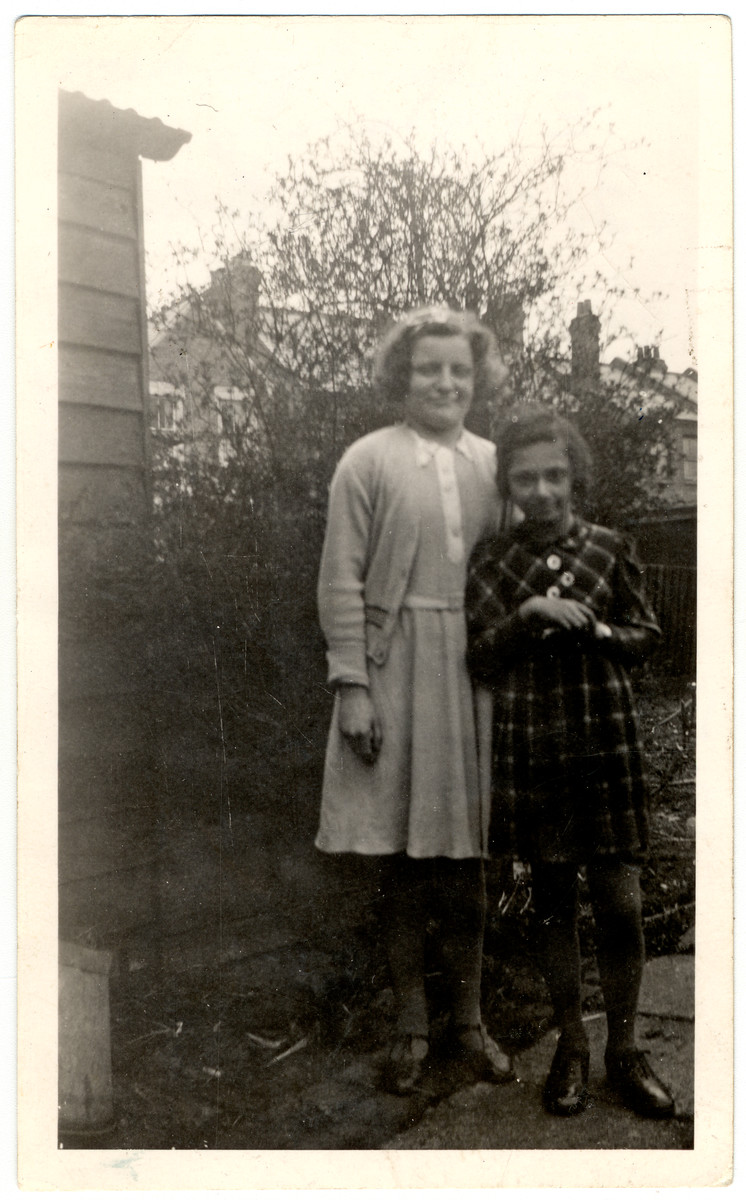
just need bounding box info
[58,113,156,948]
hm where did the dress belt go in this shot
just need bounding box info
[402,593,464,612]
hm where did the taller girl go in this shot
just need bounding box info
[316,307,513,1094]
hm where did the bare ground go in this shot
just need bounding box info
[89,674,694,1151]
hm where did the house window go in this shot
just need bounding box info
[214,386,249,437]
[681,435,697,483]
[150,383,184,432]
[157,394,180,432]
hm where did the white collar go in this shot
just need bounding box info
[407,426,474,466]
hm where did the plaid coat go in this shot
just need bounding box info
[465,519,661,864]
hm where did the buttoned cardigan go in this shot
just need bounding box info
[318,423,499,687]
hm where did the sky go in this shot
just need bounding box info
[33,13,723,373]
[8,12,739,1191]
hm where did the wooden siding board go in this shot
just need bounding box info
[60,817,158,884]
[59,284,142,355]
[134,159,155,513]
[59,759,155,826]
[59,345,143,412]
[58,134,137,189]
[59,698,152,765]
[59,224,140,298]
[59,463,148,525]
[59,865,159,943]
[59,403,144,467]
[59,172,137,238]
[59,637,148,703]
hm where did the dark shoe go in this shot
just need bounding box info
[383,1033,430,1095]
[543,1039,590,1116]
[605,1049,676,1118]
[452,1024,516,1085]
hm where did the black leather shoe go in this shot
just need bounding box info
[383,1033,429,1095]
[605,1049,676,1118]
[543,1039,590,1116]
[452,1024,516,1085]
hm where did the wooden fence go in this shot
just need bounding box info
[643,564,696,679]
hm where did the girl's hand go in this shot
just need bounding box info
[519,595,596,632]
[338,684,383,764]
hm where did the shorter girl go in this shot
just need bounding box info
[466,409,675,1118]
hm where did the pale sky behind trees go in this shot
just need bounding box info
[43,15,719,370]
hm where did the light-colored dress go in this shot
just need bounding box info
[316,423,500,859]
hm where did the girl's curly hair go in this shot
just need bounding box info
[373,305,505,408]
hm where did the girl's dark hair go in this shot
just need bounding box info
[373,305,505,408]
[497,407,593,505]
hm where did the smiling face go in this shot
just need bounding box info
[403,334,474,444]
[507,440,574,537]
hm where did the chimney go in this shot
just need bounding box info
[488,295,524,362]
[635,345,668,374]
[570,300,600,391]
[209,265,227,291]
